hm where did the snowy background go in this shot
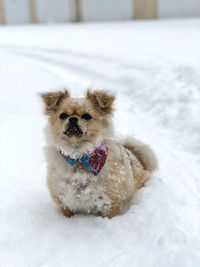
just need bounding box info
[0,19,200,267]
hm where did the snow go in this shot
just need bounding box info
[0,19,200,267]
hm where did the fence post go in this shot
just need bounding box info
[0,0,5,24]
[75,0,82,21]
[134,0,157,19]
[29,0,37,23]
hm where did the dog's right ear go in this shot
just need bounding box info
[40,90,70,114]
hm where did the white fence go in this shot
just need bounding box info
[0,0,200,24]
[158,0,200,18]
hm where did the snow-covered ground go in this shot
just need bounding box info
[0,19,200,267]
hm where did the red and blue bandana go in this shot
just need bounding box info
[60,141,108,176]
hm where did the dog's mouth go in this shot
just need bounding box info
[63,123,83,137]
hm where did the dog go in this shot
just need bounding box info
[41,90,157,218]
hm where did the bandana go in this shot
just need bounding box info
[60,141,108,176]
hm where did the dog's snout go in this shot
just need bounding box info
[64,116,83,137]
[69,117,78,124]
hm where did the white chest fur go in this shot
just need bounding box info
[57,171,111,215]
[46,147,111,215]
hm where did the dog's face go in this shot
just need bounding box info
[41,90,115,150]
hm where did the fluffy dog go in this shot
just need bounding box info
[41,90,157,218]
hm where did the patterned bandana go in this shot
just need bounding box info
[60,141,108,176]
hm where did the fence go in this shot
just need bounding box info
[0,0,200,24]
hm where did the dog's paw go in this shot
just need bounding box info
[61,207,74,217]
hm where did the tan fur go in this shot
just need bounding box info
[41,90,157,218]
[61,207,74,217]
[41,90,70,115]
[121,136,158,172]
[87,90,115,114]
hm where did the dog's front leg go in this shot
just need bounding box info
[105,200,121,219]
[60,206,74,217]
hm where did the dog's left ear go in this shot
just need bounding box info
[86,90,115,114]
[41,90,70,114]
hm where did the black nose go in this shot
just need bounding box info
[69,117,78,124]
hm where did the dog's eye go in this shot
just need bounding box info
[82,114,92,121]
[59,113,68,120]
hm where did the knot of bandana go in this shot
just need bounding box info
[60,141,108,176]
